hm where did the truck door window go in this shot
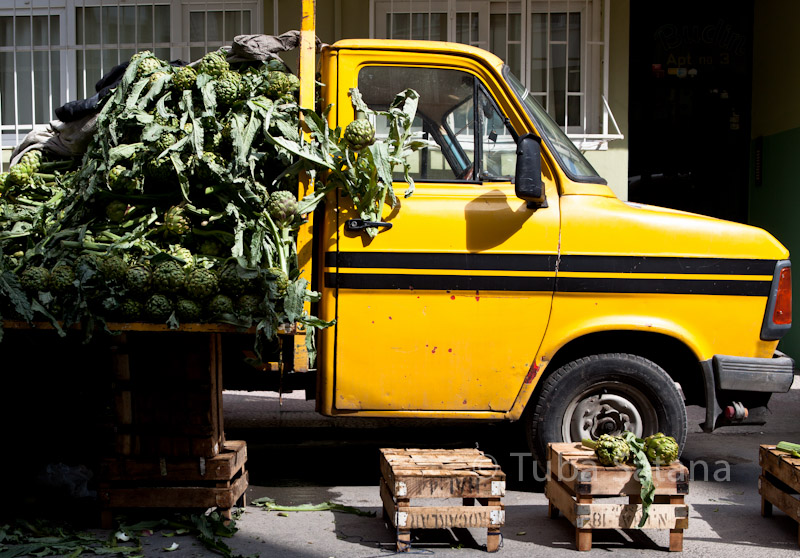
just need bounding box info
[358,66,515,183]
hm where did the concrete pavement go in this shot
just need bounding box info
[120,378,800,557]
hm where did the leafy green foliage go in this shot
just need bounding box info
[0,47,420,364]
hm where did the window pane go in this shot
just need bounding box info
[568,12,581,92]
[154,6,170,43]
[490,14,506,56]
[549,43,566,126]
[479,87,516,180]
[568,95,581,127]
[120,6,136,44]
[530,13,546,92]
[102,6,119,46]
[358,66,476,181]
[390,13,410,39]
[137,6,154,44]
[456,12,479,44]
[0,15,60,128]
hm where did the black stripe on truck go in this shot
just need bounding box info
[324,252,776,296]
[325,272,771,296]
[326,251,776,276]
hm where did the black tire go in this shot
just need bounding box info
[526,353,687,467]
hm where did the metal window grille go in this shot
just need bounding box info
[372,0,622,150]
[0,0,261,167]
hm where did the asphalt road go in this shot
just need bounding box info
[154,378,800,557]
[9,378,800,557]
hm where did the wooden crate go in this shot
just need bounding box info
[759,444,800,546]
[111,331,225,458]
[379,448,505,553]
[545,443,689,551]
[99,440,248,528]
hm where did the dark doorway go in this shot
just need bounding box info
[628,1,753,222]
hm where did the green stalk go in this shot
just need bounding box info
[60,240,110,251]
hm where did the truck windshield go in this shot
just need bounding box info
[503,66,605,184]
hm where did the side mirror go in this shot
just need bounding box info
[515,132,546,207]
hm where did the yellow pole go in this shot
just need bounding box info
[294,0,315,361]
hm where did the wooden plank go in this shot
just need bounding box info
[102,471,248,509]
[574,503,688,530]
[760,446,800,490]
[759,475,800,524]
[380,477,398,527]
[394,505,504,530]
[548,442,688,496]
[546,478,687,530]
[102,441,246,481]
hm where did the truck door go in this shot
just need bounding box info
[326,54,560,414]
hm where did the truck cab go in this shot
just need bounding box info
[312,39,793,463]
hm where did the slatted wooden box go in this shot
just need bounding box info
[379,448,505,553]
[98,440,248,528]
[759,444,800,546]
[545,442,689,551]
[110,331,225,458]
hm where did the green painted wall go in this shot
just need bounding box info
[584,0,629,200]
[749,0,800,357]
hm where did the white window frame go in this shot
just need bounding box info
[371,0,623,150]
[0,0,261,164]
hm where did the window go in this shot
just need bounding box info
[372,0,622,150]
[0,0,260,163]
[358,65,517,182]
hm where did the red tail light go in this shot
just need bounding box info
[773,267,792,326]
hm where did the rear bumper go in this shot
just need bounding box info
[700,352,795,432]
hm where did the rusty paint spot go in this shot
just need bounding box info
[448,348,452,353]
[389,316,392,320]
[371,321,374,324]
[475,295,480,301]
[524,362,540,384]
[463,399,467,405]
[450,295,456,300]
[432,346,438,353]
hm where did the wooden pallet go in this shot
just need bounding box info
[379,448,505,553]
[111,331,225,457]
[99,440,248,528]
[759,444,800,546]
[545,443,689,551]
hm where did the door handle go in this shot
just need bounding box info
[344,219,393,231]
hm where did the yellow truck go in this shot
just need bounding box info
[288,13,793,464]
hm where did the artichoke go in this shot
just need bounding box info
[643,433,679,466]
[267,266,289,297]
[172,65,197,90]
[593,434,631,466]
[267,190,299,228]
[119,299,143,321]
[169,246,194,267]
[219,263,246,296]
[8,149,43,185]
[215,70,243,106]
[207,293,234,317]
[152,260,185,293]
[285,73,300,95]
[147,70,170,89]
[199,51,229,77]
[154,132,177,154]
[107,165,133,191]
[50,264,76,293]
[186,268,219,300]
[144,156,175,183]
[125,264,152,295]
[236,294,263,317]
[176,298,203,322]
[135,55,163,80]
[20,266,51,292]
[165,206,191,236]
[99,254,128,282]
[265,70,290,99]
[344,119,376,151]
[106,200,128,222]
[144,293,173,322]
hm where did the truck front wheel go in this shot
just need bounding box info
[526,353,688,467]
